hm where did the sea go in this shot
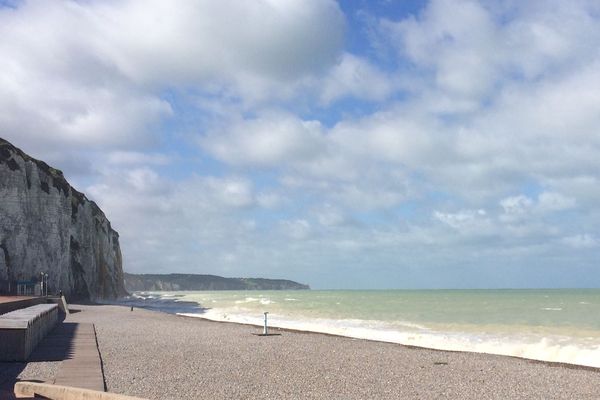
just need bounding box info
[123,289,600,368]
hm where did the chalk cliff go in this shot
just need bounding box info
[0,138,126,300]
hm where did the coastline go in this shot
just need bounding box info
[63,303,600,399]
[125,289,600,369]
[176,311,600,373]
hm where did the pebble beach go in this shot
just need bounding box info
[22,304,597,400]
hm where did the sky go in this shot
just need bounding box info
[1,0,599,289]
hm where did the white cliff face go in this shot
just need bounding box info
[0,138,125,300]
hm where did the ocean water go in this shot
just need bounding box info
[128,289,600,368]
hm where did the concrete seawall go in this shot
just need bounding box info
[0,303,58,361]
[0,297,45,315]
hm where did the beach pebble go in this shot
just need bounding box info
[59,304,600,400]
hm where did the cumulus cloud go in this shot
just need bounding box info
[255,192,284,209]
[280,219,312,240]
[86,169,272,274]
[328,108,440,167]
[500,195,534,216]
[107,151,171,166]
[433,209,488,231]
[0,1,172,152]
[537,192,576,212]
[102,0,343,82]
[499,192,576,221]
[562,234,599,249]
[383,0,499,101]
[319,53,396,104]
[381,0,600,103]
[315,205,349,227]
[2,0,600,287]
[126,168,161,193]
[201,112,327,168]
[0,0,345,155]
[203,177,256,209]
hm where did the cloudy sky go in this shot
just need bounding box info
[1,0,599,289]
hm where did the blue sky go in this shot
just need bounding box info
[1,0,600,289]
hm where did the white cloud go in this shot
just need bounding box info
[107,151,170,166]
[433,209,488,231]
[382,0,499,100]
[281,219,312,240]
[537,192,576,212]
[126,168,161,193]
[2,0,600,287]
[500,195,534,216]
[203,177,256,209]
[562,234,599,249]
[319,53,396,104]
[85,170,270,274]
[316,205,349,227]
[201,112,327,168]
[380,0,600,105]
[0,0,345,154]
[333,182,407,210]
[500,192,576,219]
[543,176,600,206]
[256,192,283,209]
[329,109,439,167]
[0,2,173,151]
[95,0,345,93]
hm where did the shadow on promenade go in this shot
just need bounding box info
[0,362,26,399]
[0,321,78,398]
[28,322,78,362]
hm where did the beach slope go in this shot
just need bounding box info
[57,304,600,400]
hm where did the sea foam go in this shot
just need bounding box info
[178,308,600,369]
[129,289,600,369]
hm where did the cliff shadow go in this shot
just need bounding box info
[27,322,78,362]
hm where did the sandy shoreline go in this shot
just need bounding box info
[6,303,600,399]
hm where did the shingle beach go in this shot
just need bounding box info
[9,304,600,399]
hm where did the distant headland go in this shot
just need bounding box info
[124,272,310,291]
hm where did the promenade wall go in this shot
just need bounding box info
[0,303,58,361]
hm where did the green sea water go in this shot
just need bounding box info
[132,289,600,368]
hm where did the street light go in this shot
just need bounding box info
[40,272,44,297]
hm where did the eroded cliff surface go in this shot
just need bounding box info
[0,138,126,300]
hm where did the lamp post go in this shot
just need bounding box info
[40,272,44,297]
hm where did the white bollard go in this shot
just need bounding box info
[263,312,269,335]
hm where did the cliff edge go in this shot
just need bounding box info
[0,138,126,300]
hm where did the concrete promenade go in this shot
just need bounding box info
[0,298,108,398]
[26,320,106,392]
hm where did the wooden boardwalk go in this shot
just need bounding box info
[29,322,105,392]
[53,323,105,391]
